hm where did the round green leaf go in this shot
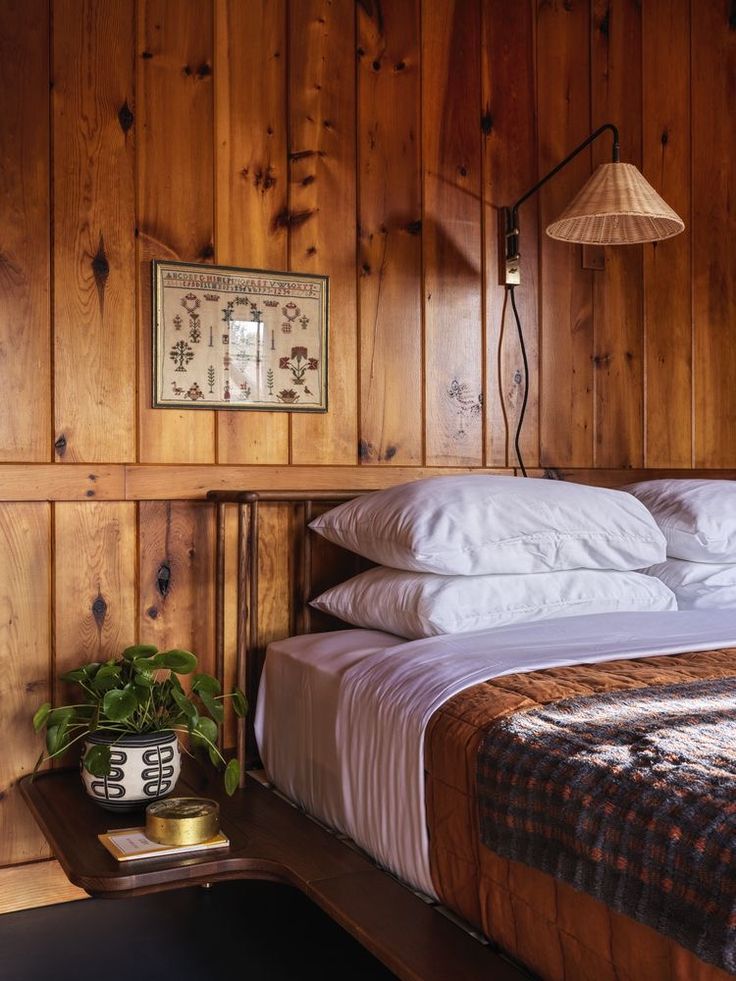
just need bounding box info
[122,644,158,661]
[47,706,75,728]
[83,743,112,777]
[194,716,218,745]
[154,649,197,674]
[198,689,224,724]
[192,673,221,696]
[231,688,247,718]
[92,664,122,693]
[224,758,240,796]
[45,725,68,756]
[102,688,137,722]
[171,687,198,724]
[60,668,87,683]
[32,702,51,733]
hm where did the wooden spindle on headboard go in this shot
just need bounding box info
[208,489,369,777]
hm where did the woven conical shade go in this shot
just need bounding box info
[546,162,685,244]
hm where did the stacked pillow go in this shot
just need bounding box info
[309,475,674,640]
[625,479,736,610]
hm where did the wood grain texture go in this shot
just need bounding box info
[591,0,644,468]
[0,0,50,462]
[537,0,594,468]
[53,0,137,463]
[422,0,484,467]
[482,0,538,468]
[0,466,124,501]
[0,504,51,865]
[288,0,358,465]
[642,0,692,468]
[692,0,736,467]
[137,0,216,463]
[0,861,87,914]
[54,503,137,683]
[125,464,512,498]
[214,0,290,465]
[357,0,423,466]
[138,502,216,678]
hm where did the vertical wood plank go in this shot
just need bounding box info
[137,0,216,463]
[692,0,736,467]
[537,0,594,468]
[591,0,644,468]
[289,0,358,465]
[642,0,691,467]
[257,505,293,657]
[357,0,423,466]
[0,0,50,462]
[0,861,87,914]
[482,0,538,468]
[214,0,290,465]
[422,0,483,467]
[222,503,239,747]
[0,504,51,865]
[53,0,137,463]
[138,502,216,680]
[54,502,137,686]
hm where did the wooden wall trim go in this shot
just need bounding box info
[0,860,87,915]
[2,464,736,502]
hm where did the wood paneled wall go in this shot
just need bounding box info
[0,0,733,910]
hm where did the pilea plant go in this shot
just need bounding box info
[32,645,246,796]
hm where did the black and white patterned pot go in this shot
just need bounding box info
[81,730,181,812]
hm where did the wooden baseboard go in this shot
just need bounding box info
[0,860,87,914]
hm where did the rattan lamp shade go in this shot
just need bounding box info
[546,162,685,245]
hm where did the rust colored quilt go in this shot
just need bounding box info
[425,647,736,981]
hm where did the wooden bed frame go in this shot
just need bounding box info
[208,490,370,774]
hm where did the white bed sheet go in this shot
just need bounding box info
[255,610,736,898]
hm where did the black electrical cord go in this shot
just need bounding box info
[508,284,529,478]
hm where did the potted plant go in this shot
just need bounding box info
[31,645,246,811]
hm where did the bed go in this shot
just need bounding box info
[210,489,736,981]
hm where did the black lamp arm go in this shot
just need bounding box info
[500,122,620,286]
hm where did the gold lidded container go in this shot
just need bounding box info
[145,797,220,846]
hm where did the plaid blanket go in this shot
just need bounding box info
[477,676,736,973]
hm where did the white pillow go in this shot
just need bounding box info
[643,559,736,610]
[309,476,666,575]
[624,479,736,562]
[311,567,677,639]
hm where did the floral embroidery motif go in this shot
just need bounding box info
[185,382,204,400]
[277,389,300,404]
[170,340,194,372]
[279,346,319,386]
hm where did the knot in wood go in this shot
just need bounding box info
[92,593,107,627]
[156,562,171,598]
[118,101,134,134]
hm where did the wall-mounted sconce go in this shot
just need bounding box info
[499,122,684,475]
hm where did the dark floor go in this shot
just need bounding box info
[0,880,397,981]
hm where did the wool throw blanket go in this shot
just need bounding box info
[477,676,736,974]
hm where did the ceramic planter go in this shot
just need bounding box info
[81,730,181,811]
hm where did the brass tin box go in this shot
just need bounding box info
[145,797,220,846]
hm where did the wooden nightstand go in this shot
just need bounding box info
[20,765,524,981]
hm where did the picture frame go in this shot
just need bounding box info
[152,259,329,412]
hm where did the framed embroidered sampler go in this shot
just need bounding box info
[152,260,329,411]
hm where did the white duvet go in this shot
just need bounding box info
[255,610,736,897]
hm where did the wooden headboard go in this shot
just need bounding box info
[207,490,371,775]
